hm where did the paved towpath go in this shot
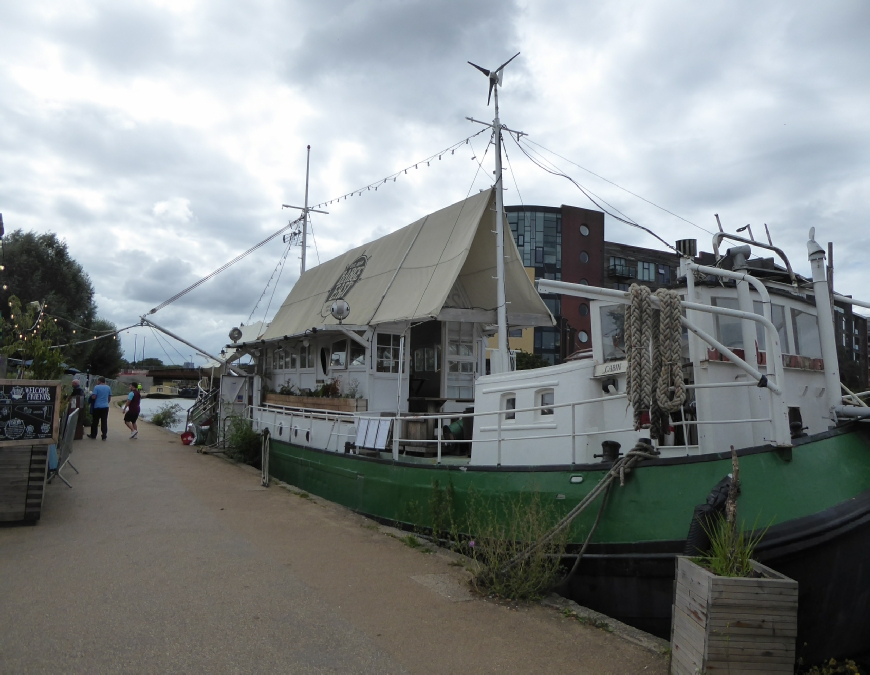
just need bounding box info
[0,403,668,674]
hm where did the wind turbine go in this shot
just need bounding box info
[466,52,521,374]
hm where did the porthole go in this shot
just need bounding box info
[580,251,589,264]
[579,303,589,317]
[578,330,589,343]
[580,224,590,236]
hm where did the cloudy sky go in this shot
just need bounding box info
[1,0,868,363]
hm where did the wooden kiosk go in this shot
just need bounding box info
[0,380,61,523]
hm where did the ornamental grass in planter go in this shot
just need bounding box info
[671,450,797,674]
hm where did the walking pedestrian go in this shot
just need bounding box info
[88,376,112,440]
[123,382,141,439]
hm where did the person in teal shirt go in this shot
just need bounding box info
[88,376,112,440]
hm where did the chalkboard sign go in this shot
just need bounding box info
[0,380,61,446]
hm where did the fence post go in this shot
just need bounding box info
[436,416,442,465]
[261,428,270,487]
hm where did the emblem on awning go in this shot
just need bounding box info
[326,255,367,302]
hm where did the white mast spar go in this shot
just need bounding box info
[283,145,329,275]
[467,53,523,373]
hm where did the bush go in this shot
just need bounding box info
[150,403,182,428]
[225,414,262,468]
[428,481,568,601]
[466,490,569,601]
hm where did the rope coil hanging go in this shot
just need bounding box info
[624,284,686,439]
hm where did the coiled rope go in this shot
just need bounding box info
[624,284,686,439]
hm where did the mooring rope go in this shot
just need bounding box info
[501,440,660,573]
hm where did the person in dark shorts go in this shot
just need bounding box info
[123,382,141,439]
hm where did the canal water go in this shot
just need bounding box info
[138,397,197,434]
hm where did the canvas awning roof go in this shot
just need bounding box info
[261,189,553,341]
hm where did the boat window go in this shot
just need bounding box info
[271,349,277,371]
[299,345,314,370]
[376,333,401,373]
[349,342,365,367]
[712,297,742,348]
[599,304,625,362]
[288,350,297,369]
[791,308,822,358]
[502,393,516,421]
[445,322,475,399]
[278,349,286,370]
[753,302,788,352]
[537,389,554,416]
[330,339,347,369]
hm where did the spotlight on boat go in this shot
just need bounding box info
[330,299,350,324]
[229,327,243,343]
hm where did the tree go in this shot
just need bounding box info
[84,319,125,378]
[0,296,65,379]
[515,350,550,370]
[1,230,97,368]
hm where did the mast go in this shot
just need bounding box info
[467,52,521,373]
[282,146,328,276]
[492,85,509,373]
[302,145,310,275]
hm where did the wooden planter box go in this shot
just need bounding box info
[671,556,797,674]
[0,445,49,523]
[263,393,367,413]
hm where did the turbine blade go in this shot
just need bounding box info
[487,79,495,105]
[495,51,520,75]
[467,61,490,77]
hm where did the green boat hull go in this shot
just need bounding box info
[268,424,870,661]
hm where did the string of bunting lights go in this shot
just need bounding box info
[308,128,490,210]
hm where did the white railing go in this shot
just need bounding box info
[253,384,775,466]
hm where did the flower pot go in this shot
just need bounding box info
[263,393,367,413]
[671,556,797,674]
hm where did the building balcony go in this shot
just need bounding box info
[608,264,636,279]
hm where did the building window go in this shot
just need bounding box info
[579,303,589,317]
[376,333,402,373]
[580,251,589,264]
[658,266,671,285]
[580,225,589,236]
[578,330,589,344]
[509,328,523,338]
[637,261,655,282]
[579,278,588,285]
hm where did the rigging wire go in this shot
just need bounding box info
[308,215,322,267]
[409,133,491,320]
[49,324,140,349]
[148,325,181,366]
[520,141,641,226]
[246,239,294,326]
[148,214,304,316]
[309,128,490,210]
[501,133,525,210]
[259,240,294,328]
[510,135,681,255]
[522,138,714,237]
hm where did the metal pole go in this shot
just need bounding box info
[808,232,842,423]
[301,145,310,275]
[141,316,246,376]
[492,86,509,374]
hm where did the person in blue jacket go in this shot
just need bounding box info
[88,376,112,440]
